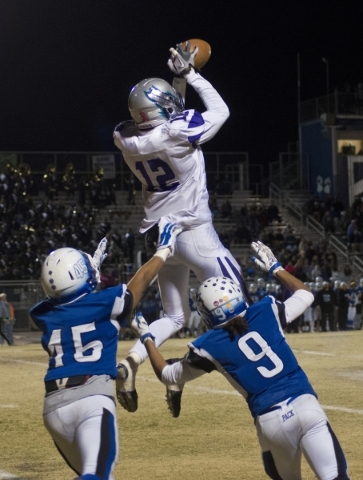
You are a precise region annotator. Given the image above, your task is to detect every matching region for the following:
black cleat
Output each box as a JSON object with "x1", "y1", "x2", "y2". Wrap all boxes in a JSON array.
[
  {"x1": 166, "y1": 388, "x2": 183, "y2": 418},
  {"x1": 116, "y1": 362, "x2": 138, "y2": 412},
  {"x1": 117, "y1": 389, "x2": 138, "y2": 413}
]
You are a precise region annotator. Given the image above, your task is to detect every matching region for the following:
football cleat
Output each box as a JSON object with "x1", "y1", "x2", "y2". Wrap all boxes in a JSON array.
[
  {"x1": 116, "y1": 359, "x2": 138, "y2": 413},
  {"x1": 165, "y1": 384, "x2": 184, "y2": 418}
]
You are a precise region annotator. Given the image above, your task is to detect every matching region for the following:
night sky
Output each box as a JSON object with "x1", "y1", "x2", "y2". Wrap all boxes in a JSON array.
[{"x1": 1, "y1": 1, "x2": 363, "y2": 166}]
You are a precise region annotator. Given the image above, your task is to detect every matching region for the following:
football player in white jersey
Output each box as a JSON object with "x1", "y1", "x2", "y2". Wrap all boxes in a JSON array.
[
  {"x1": 29, "y1": 218, "x2": 181, "y2": 480},
  {"x1": 132, "y1": 241, "x2": 350, "y2": 480},
  {"x1": 113, "y1": 44, "x2": 250, "y2": 414}
]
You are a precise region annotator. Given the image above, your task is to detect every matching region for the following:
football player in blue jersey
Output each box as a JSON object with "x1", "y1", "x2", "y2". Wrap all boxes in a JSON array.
[
  {"x1": 113, "y1": 44, "x2": 250, "y2": 414},
  {"x1": 29, "y1": 218, "x2": 181, "y2": 480},
  {"x1": 132, "y1": 241, "x2": 350, "y2": 480}
]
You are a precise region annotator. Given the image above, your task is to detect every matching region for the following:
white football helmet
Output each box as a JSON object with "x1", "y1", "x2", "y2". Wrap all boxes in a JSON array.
[
  {"x1": 128, "y1": 78, "x2": 184, "y2": 129},
  {"x1": 41, "y1": 248, "x2": 99, "y2": 302},
  {"x1": 196, "y1": 276, "x2": 247, "y2": 329},
  {"x1": 257, "y1": 278, "x2": 265, "y2": 289},
  {"x1": 265, "y1": 283, "x2": 274, "y2": 293},
  {"x1": 249, "y1": 283, "x2": 257, "y2": 294}
]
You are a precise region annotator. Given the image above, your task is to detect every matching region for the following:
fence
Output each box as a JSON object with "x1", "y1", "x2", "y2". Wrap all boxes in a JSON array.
[{"x1": 0, "y1": 281, "x2": 44, "y2": 331}]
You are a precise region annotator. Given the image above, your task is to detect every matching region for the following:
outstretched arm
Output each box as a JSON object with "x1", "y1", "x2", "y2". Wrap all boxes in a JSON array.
[
  {"x1": 171, "y1": 42, "x2": 198, "y2": 103},
  {"x1": 251, "y1": 241, "x2": 313, "y2": 322},
  {"x1": 131, "y1": 314, "x2": 206, "y2": 384},
  {"x1": 127, "y1": 219, "x2": 182, "y2": 310},
  {"x1": 168, "y1": 47, "x2": 229, "y2": 144}
]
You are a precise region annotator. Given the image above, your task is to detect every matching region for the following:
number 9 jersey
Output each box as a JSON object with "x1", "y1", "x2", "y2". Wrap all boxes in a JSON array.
[{"x1": 189, "y1": 295, "x2": 317, "y2": 418}]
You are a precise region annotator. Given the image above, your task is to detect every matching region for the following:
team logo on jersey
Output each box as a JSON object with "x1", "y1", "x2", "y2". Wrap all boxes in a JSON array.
[
  {"x1": 73, "y1": 258, "x2": 87, "y2": 278},
  {"x1": 282, "y1": 409, "x2": 295, "y2": 422}
]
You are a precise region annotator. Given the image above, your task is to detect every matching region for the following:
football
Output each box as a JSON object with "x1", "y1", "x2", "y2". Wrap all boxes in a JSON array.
[{"x1": 180, "y1": 38, "x2": 211, "y2": 69}]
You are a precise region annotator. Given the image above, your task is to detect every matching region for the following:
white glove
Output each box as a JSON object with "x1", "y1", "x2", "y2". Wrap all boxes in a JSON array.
[
  {"x1": 154, "y1": 216, "x2": 182, "y2": 261},
  {"x1": 167, "y1": 47, "x2": 194, "y2": 77},
  {"x1": 131, "y1": 313, "x2": 155, "y2": 344},
  {"x1": 251, "y1": 241, "x2": 284, "y2": 277},
  {"x1": 83, "y1": 237, "x2": 107, "y2": 283}
]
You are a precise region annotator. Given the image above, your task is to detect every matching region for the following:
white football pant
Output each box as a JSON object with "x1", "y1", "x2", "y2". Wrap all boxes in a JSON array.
[
  {"x1": 131, "y1": 223, "x2": 244, "y2": 362},
  {"x1": 44, "y1": 395, "x2": 118, "y2": 479},
  {"x1": 256, "y1": 394, "x2": 349, "y2": 480}
]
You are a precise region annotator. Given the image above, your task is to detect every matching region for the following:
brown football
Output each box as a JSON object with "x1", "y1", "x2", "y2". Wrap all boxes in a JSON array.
[{"x1": 180, "y1": 38, "x2": 211, "y2": 69}]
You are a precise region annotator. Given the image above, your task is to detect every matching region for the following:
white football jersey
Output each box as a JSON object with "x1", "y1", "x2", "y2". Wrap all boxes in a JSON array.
[{"x1": 113, "y1": 72, "x2": 229, "y2": 232}]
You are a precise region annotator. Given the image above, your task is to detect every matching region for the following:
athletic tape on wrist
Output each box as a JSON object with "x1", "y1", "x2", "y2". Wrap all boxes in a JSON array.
[
  {"x1": 141, "y1": 334, "x2": 155, "y2": 344},
  {"x1": 154, "y1": 248, "x2": 170, "y2": 261},
  {"x1": 269, "y1": 262, "x2": 284, "y2": 276}
]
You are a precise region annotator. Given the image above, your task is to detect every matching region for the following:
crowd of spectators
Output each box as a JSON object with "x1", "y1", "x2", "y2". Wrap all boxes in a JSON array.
[
  {"x1": 303, "y1": 193, "x2": 363, "y2": 253},
  {"x1": 2, "y1": 161, "x2": 363, "y2": 324},
  {"x1": 0, "y1": 163, "x2": 133, "y2": 282},
  {"x1": 209, "y1": 194, "x2": 282, "y2": 249},
  {"x1": 207, "y1": 192, "x2": 359, "y2": 291}
]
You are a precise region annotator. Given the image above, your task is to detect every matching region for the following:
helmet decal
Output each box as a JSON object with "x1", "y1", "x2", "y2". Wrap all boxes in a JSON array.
[
  {"x1": 74, "y1": 258, "x2": 88, "y2": 279},
  {"x1": 196, "y1": 276, "x2": 247, "y2": 329},
  {"x1": 128, "y1": 78, "x2": 185, "y2": 129},
  {"x1": 41, "y1": 248, "x2": 98, "y2": 302},
  {"x1": 144, "y1": 85, "x2": 184, "y2": 119}
]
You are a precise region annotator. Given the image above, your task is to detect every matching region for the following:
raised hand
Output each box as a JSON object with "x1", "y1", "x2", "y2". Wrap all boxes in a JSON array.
[
  {"x1": 251, "y1": 241, "x2": 284, "y2": 276},
  {"x1": 131, "y1": 313, "x2": 155, "y2": 344}
]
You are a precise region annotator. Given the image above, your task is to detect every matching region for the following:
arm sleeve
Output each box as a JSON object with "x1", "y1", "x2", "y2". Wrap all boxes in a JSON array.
[
  {"x1": 284, "y1": 290, "x2": 314, "y2": 323},
  {"x1": 160, "y1": 350, "x2": 212, "y2": 385},
  {"x1": 185, "y1": 70, "x2": 229, "y2": 145}
]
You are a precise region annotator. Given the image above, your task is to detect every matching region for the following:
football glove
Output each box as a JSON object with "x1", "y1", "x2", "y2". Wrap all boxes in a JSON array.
[
  {"x1": 131, "y1": 313, "x2": 155, "y2": 344},
  {"x1": 167, "y1": 47, "x2": 194, "y2": 77},
  {"x1": 83, "y1": 237, "x2": 107, "y2": 283},
  {"x1": 176, "y1": 42, "x2": 198, "y2": 66},
  {"x1": 154, "y1": 216, "x2": 182, "y2": 260},
  {"x1": 251, "y1": 241, "x2": 284, "y2": 277}
]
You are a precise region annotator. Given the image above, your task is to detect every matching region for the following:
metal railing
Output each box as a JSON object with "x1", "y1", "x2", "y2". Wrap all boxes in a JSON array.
[{"x1": 300, "y1": 91, "x2": 363, "y2": 123}]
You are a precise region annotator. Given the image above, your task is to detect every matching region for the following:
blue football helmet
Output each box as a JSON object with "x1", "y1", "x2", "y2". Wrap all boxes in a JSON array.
[
  {"x1": 196, "y1": 276, "x2": 247, "y2": 329},
  {"x1": 41, "y1": 248, "x2": 99, "y2": 302}
]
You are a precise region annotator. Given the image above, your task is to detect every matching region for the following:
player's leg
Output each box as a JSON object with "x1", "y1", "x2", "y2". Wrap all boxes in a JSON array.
[
  {"x1": 116, "y1": 262, "x2": 190, "y2": 413},
  {"x1": 178, "y1": 224, "x2": 251, "y2": 303},
  {"x1": 255, "y1": 407, "x2": 302, "y2": 480},
  {"x1": 44, "y1": 396, "x2": 118, "y2": 480},
  {"x1": 298, "y1": 396, "x2": 350, "y2": 479}
]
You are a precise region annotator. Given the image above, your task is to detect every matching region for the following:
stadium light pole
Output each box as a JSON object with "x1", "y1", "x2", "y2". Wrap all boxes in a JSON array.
[{"x1": 322, "y1": 57, "x2": 330, "y2": 111}]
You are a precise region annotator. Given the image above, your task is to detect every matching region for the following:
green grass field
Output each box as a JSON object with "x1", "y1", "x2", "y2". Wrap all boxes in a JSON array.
[{"x1": 1, "y1": 331, "x2": 362, "y2": 479}]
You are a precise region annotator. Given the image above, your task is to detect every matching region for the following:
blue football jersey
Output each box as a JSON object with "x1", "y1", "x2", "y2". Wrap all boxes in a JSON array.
[
  {"x1": 190, "y1": 296, "x2": 316, "y2": 417},
  {"x1": 30, "y1": 285, "x2": 130, "y2": 381}
]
